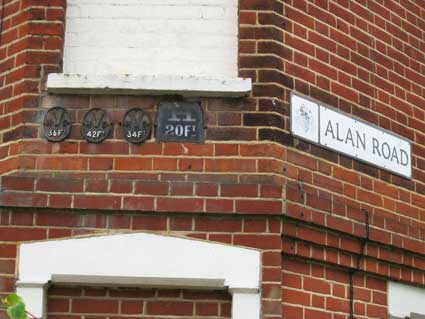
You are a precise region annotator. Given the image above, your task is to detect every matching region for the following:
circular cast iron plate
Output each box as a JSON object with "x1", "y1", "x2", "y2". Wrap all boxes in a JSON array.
[
  {"x1": 43, "y1": 107, "x2": 72, "y2": 142},
  {"x1": 121, "y1": 108, "x2": 151, "y2": 144},
  {"x1": 81, "y1": 108, "x2": 111, "y2": 143}
]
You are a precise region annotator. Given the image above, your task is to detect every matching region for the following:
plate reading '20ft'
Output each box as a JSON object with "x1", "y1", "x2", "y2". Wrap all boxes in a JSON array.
[
  {"x1": 122, "y1": 108, "x2": 151, "y2": 144},
  {"x1": 81, "y1": 108, "x2": 111, "y2": 143},
  {"x1": 157, "y1": 102, "x2": 204, "y2": 142}
]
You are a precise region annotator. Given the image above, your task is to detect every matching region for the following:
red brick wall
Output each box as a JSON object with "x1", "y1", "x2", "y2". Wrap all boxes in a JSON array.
[
  {"x1": 0, "y1": 0, "x2": 423, "y2": 252},
  {"x1": 0, "y1": 0, "x2": 424, "y2": 319},
  {"x1": 282, "y1": 258, "x2": 387, "y2": 319},
  {"x1": 0, "y1": 95, "x2": 285, "y2": 215},
  {"x1": 0, "y1": 211, "x2": 283, "y2": 318},
  {"x1": 0, "y1": 0, "x2": 65, "y2": 175},
  {"x1": 47, "y1": 286, "x2": 231, "y2": 319}
]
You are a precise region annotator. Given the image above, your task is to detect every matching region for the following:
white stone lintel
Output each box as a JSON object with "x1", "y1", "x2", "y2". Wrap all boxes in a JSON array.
[{"x1": 46, "y1": 73, "x2": 252, "y2": 97}]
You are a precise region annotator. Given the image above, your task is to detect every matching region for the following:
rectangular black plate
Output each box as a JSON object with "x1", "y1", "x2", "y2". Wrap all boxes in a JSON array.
[{"x1": 157, "y1": 102, "x2": 204, "y2": 143}]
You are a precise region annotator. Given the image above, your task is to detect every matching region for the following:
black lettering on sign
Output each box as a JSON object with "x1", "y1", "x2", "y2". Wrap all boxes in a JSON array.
[
  {"x1": 81, "y1": 108, "x2": 111, "y2": 143},
  {"x1": 156, "y1": 102, "x2": 204, "y2": 142},
  {"x1": 43, "y1": 107, "x2": 72, "y2": 142}
]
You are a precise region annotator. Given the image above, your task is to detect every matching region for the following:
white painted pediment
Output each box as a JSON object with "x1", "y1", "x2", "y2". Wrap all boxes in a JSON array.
[{"x1": 17, "y1": 233, "x2": 261, "y2": 319}]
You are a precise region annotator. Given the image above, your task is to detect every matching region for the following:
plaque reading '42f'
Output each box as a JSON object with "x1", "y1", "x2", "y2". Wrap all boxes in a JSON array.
[
  {"x1": 157, "y1": 102, "x2": 204, "y2": 142},
  {"x1": 122, "y1": 108, "x2": 151, "y2": 144},
  {"x1": 43, "y1": 107, "x2": 72, "y2": 142},
  {"x1": 81, "y1": 108, "x2": 111, "y2": 143}
]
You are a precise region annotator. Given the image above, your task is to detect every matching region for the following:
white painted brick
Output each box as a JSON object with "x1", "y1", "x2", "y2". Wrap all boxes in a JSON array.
[
  {"x1": 67, "y1": 0, "x2": 233, "y2": 6},
  {"x1": 201, "y1": 6, "x2": 225, "y2": 19},
  {"x1": 72, "y1": 5, "x2": 204, "y2": 19},
  {"x1": 63, "y1": 0, "x2": 238, "y2": 77}
]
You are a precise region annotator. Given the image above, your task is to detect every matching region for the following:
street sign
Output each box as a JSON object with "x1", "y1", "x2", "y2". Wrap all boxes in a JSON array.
[{"x1": 291, "y1": 93, "x2": 412, "y2": 179}]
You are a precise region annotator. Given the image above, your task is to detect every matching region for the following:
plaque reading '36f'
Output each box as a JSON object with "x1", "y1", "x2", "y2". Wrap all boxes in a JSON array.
[
  {"x1": 157, "y1": 102, "x2": 204, "y2": 142},
  {"x1": 122, "y1": 108, "x2": 151, "y2": 144},
  {"x1": 43, "y1": 107, "x2": 72, "y2": 142},
  {"x1": 81, "y1": 108, "x2": 111, "y2": 143}
]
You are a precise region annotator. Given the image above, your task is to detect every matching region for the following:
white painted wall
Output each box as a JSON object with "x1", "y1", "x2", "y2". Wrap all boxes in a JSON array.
[
  {"x1": 388, "y1": 281, "x2": 425, "y2": 317},
  {"x1": 63, "y1": 0, "x2": 238, "y2": 77}
]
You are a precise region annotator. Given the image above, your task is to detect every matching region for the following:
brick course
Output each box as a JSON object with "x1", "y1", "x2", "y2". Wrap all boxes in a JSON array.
[{"x1": 47, "y1": 286, "x2": 231, "y2": 319}]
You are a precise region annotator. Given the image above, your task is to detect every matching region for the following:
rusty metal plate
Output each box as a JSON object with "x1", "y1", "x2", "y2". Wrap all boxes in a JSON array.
[
  {"x1": 81, "y1": 108, "x2": 111, "y2": 143},
  {"x1": 156, "y1": 101, "x2": 204, "y2": 142},
  {"x1": 121, "y1": 108, "x2": 151, "y2": 144},
  {"x1": 43, "y1": 107, "x2": 72, "y2": 142}
]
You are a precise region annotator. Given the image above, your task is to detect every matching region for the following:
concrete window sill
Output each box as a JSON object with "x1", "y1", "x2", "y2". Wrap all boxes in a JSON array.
[{"x1": 46, "y1": 73, "x2": 252, "y2": 98}]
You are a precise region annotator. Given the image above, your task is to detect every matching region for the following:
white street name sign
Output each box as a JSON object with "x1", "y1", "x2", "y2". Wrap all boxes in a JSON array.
[{"x1": 290, "y1": 93, "x2": 412, "y2": 179}]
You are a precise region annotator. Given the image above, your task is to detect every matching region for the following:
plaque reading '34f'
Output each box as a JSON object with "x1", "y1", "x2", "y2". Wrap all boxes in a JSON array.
[
  {"x1": 43, "y1": 107, "x2": 72, "y2": 142},
  {"x1": 81, "y1": 108, "x2": 111, "y2": 143},
  {"x1": 122, "y1": 108, "x2": 151, "y2": 144},
  {"x1": 157, "y1": 102, "x2": 204, "y2": 142}
]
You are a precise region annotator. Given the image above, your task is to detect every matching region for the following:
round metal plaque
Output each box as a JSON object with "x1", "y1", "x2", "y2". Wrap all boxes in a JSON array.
[
  {"x1": 43, "y1": 107, "x2": 72, "y2": 142},
  {"x1": 81, "y1": 108, "x2": 111, "y2": 143},
  {"x1": 121, "y1": 108, "x2": 151, "y2": 144}
]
